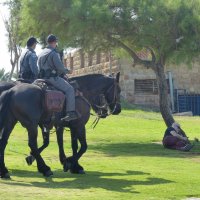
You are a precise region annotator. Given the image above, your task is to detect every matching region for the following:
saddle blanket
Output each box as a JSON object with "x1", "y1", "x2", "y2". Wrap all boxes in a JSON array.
[{"x1": 45, "y1": 90, "x2": 65, "y2": 112}]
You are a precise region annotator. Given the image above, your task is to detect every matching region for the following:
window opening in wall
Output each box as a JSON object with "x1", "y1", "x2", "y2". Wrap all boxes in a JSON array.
[
  {"x1": 105, "y1": 53, "x2": 109, "y2": 62},
  {"x1": 64, "y1": 58, "x2": 67, "y2": 67},
  {"x1": 69, "y1": 56, "x2": 74, "y2": 71},
  {"x1": 135, "y1": 79, "x2": 169, "y2": 95},
  {"x1": 80, "y1": 51, "x2": 85, "y2": 68},
  {"x1": 135, "y1": 79, "x2": 158, "y2": 94},
  {"x1": 96, "y1": 52, "x2": 101, "y2": 64},
  {"x1": 88, "y1": 51, "x2": 93, "y2": 66}
]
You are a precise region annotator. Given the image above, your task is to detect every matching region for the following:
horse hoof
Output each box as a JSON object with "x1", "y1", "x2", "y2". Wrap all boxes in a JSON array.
[
  {"x1": 63, "y1": 162, "x2": 71, "y2": 172},
  {"x1": 78, "y1": 170, "x2": 86, "y2": 174},
  {"x1": 44, "y1": 170, "x2": 53, "y2": 177},
  {"x1": 70, "y1": 169, "x2": 85, "y2": 174},
  {"x1": 25, "y1": 155, "x2": 35, "y2": 166},
  {"x1": 1, "y1": 173, "x2": 10, "y2": 179}
]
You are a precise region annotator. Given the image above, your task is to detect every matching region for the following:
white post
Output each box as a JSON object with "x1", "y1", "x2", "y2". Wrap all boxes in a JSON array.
[{"x1": 167, "y1": 71, "x2": 175, "y2": 112}]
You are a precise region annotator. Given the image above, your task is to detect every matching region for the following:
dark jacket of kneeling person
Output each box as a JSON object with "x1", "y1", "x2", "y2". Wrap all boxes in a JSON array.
[{"x1": 162, "y1": 122, "x2": 193, "y2": 151}]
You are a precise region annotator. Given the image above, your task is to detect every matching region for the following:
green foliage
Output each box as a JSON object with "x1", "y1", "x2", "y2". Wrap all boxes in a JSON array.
[
  {"x1": 1, "y1": 110, "x2": 200, "y2": 199},
  {"x1": 18, "y1": 0, "x2": 200, "y2": 63},
  {"x1": 4, "y1": 0, "x2": 22, "y2": 46},
  {"x1": 4, "y1": 0, "x2": 22, "y2": 78},
  {"x1": 19, "y1": 0, "x2": 71, "y2": 47}
]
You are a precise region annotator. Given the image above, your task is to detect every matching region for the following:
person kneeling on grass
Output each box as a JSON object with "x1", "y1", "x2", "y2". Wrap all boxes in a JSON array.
[{"x1": 162, "y1": 122, "x2": 193, "y2": 151}]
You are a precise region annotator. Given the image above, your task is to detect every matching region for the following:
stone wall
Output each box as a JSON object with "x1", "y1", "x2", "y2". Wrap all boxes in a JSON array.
[
  {"x1": 167, "y1": 60, "x2": 200, "y2": 93},
  {"x1": 64, "y1": 50, "x2": 120, "y2": 76},
  {"x1": 117, "y1": 58, "x2": 200, "y2": 107},
  {"x1": 118, "y1": 59, "x2": 160, "y2": 106}
]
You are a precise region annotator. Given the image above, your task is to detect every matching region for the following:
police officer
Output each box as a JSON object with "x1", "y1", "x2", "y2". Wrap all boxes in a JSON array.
[
  {"x1": 19, "y1": 37, "x2": 39, "y2": 81},
  {"x1": 38, "y1": 34, "x2": 78, "y2": 121}
]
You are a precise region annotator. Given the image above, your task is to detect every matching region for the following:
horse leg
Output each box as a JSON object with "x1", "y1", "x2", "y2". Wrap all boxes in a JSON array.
[
  {"x1": 27, "y1": 125, "x2": 53, "y2": 177},
  {"x1": 67, "y1": 132, "x2": 78, "y2": 172},
  {"x1": 0, "y1": 138, "x2": 10, "y2": 179},
  {"x1": 76, "y1": 126, "x2": 87, "y2": 160},
  {"x1": 26, "y1": 125, "x2": 50, "y2": 166},
  {"x1": 56, "y1": 126, "x2": 69, "y2": 171},
  {"x1": 0, "y1": 117, "x2": 16, "y2": 178},
  {"x1": 69, "y1": 126, "x2": 87, "y2": 174}
]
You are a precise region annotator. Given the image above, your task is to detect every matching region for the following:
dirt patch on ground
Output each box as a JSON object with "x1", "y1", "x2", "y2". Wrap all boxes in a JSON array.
[{"x1": 185, "y1": 198, "x2": 200, "y2": 200}]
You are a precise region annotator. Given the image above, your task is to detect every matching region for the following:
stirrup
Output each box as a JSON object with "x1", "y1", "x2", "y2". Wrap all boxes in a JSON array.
[{"x1": 61, "y1": 113, "x2": 78, "y2": 122}]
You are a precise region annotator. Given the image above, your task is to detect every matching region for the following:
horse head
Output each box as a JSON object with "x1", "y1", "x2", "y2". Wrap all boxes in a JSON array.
[
  {"x1": 104, "y1": 72, "x2": 121, "y2": 115},
  {"x1": 92, "y1": 72, "x2": 121, "y2": 118}
]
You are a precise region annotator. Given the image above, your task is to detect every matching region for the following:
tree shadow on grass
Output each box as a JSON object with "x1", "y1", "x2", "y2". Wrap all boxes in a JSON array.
[
  {"x1": 1, "y1": 169, "x2": 173, "y2": 194},
  {"x1": 88, "y1": 142, "x2": 200, "y2": 158}
]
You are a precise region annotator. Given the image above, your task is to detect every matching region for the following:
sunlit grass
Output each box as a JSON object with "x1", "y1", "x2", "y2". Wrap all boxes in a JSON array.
[{"x1": 0, "y1": 109, "x2": 200, "y2": 200}]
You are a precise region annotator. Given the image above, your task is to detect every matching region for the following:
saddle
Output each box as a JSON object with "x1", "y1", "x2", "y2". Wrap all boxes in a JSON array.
[
  {"x1": 33, "y1": 79, "x2": 79, "y2": 113},
  {"x1": 45, "y1": 90, "x2": 65, "y2": 113},
  {"x1": 16, "y1": 78, "x2": 80, "y2": 114}
]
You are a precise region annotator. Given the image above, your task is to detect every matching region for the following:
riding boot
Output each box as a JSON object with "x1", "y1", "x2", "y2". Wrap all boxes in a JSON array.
[{"x1": 61, "y1": 111, "x2": 79, "y2": 121}]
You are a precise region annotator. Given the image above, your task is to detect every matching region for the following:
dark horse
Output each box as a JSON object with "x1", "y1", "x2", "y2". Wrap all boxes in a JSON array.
[
  {"x1": 0, "y1": 73, "x2": 121, "y2": 178},
  {"x1": 0, "y1": 81, "x2": 16, "y2": 94}
]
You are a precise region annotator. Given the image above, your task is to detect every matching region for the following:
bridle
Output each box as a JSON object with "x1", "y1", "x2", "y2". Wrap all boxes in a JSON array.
[
  {"x1": 94, "y1": 80, "x2": 119, "y2": 115},
  {"x1": 105, "y1": 80, "x2": 120, "y2": 111},
  {"x1": 91, "y1": 79, "x2": 120, "y2": 128}
]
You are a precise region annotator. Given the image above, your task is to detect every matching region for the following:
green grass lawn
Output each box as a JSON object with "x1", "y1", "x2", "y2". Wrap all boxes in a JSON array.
[{"x1": 1, "y1": 109, "x2": 200, "y2": 200}]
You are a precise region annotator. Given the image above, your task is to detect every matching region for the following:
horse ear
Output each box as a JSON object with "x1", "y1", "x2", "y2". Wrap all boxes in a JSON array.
[{"x1": 116, "y1": 72, "x2": 120, "y2": 83}]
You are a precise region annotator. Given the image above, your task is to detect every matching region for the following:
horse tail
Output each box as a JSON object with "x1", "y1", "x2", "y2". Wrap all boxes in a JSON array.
[{"x1": 0, "y1": 89, "x2": 13, "y2": 131}]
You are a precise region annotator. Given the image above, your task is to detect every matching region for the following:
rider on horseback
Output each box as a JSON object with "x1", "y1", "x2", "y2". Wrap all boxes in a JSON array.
[
  {"x1": 38, "y1": 34, "x2": 78, "y2": 121},
  {"x1": 19, "y1": 37, "x2": 39, "y2": 81}
]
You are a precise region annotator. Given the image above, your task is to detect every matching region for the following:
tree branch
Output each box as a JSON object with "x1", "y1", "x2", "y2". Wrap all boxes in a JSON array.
[
  {"x1": 109, "y1": 36, "x2": 156, "y2": 69},
  {"x1": 145, "y1": 47, "x2": 156, "y2": 63}
]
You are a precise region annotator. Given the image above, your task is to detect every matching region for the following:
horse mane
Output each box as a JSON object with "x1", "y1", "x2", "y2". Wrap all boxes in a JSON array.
[
  {"x1": 69, "y1": 74, "x2": 113, "y2": 92},
  {"x1": 69, "y1": 74, "x2": 107, "y2": 81}
]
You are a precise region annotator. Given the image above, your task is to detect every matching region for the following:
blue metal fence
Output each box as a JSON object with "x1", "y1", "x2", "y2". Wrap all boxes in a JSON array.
[{"x1": 175, "y1": 89, "x2": 200, "y2": 115}]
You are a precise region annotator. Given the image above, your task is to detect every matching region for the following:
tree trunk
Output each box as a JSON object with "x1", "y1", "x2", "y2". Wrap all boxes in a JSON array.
[
  {"x1": 8, "y1": 64, "x2": 15, "y2": 81},
  {"x1": 112, "y1": 38, "x2": 175, "y2": 127},
  {"x1": 153, "y1": 63, "x2": 175, "y2": 127}
]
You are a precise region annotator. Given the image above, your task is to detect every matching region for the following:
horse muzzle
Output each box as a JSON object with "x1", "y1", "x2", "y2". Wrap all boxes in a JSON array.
[{"x1": 111, "y1": 103, "x2": 121, "y2": 115}]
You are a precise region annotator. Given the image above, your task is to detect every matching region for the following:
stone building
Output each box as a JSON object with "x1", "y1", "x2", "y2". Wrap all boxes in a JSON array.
[{"x1": 64, "y1": 49, "x2": 200, "y2": 111}]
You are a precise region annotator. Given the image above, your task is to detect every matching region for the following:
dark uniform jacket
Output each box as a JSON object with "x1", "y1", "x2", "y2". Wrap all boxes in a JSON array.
[
  {"x1": 38, "y1": 46, "x2": 69, "y2": 77},
  {"x1": 19, "y1": 47, "x2": 38, "y2": 80},
  {"x1": 163, "y1": 127, "x2": 184, "y2": 140}
]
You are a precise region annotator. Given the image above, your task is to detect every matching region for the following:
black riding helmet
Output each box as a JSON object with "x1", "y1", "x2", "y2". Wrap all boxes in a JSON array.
[
  {"x1": 47, "y1": 34, "x2": 58, "y2": 43},
  {"x1": 27, "y1": 37, "x2": 38, "y2": 47}
]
